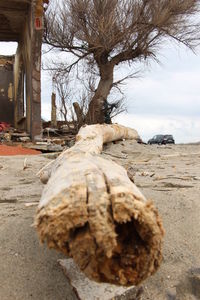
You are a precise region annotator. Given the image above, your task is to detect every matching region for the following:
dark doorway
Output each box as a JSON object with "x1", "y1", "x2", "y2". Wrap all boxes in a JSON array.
[{"x1": 0, "y1": 55, "x2": 14, "y2": 125}]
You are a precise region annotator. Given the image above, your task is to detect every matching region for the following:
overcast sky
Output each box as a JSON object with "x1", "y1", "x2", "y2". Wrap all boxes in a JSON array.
[
  {"x1": 114, "y1": 44, "x2": 200, "y2": 143},
  {"x1": 0, "y1": 41, "x2": 199, "y2": 143}
]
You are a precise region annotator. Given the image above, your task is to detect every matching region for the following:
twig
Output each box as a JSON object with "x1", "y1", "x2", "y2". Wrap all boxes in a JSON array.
[
  {"x1": 23, "y1": 158, "x2": 28, "y2": 170},
  {"x1": 36, "y1": 160, "x2": 55, "y2": 177}
]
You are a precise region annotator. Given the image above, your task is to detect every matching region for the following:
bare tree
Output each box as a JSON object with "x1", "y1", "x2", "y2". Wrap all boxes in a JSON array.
[
  {"x1": 44, "y1": 0, "x2": 200, "y2": 124},
  {"x1": 51, "y1": 66, "x2": 126, "y2": 129},
  {"x1": 54, "y1": 75, "x2": 70, "y2": 122},
  {"x1": 52, "y1": 71, "x2": 94, "y2": 129}
]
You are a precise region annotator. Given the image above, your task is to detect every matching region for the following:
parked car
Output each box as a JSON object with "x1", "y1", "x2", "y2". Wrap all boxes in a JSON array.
[
  {"x1": 148, "y1": 134, "x2": 175, "y2": 145},
  {"x1": 162, "y1": 135, "x2": 175, "y2": 144},
  {"x1": 148, "y1": 135, "x2": 164, "y2": 145}
]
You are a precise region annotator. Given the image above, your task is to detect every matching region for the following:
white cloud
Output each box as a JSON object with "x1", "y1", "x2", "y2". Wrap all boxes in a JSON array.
[
  {"x1": 114, "y1": 113, "x2": 200, "y2": 144},
  {"x1": 124, "y1": 67, "x2": 200, "y2": 117}
]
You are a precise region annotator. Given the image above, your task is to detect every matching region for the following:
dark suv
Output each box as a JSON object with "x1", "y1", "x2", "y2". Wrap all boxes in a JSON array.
[
  {"x1": 148, "y1": 134, "x2": 175, "y2": 145},
  {"x1": 162, "y1": 135, "x2": 175, "y2": 144}
]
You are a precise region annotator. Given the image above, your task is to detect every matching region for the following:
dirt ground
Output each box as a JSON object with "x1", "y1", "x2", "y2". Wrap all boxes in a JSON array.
[{"x1": 0, "y1": 141, "x2": 200, "y2": 300}]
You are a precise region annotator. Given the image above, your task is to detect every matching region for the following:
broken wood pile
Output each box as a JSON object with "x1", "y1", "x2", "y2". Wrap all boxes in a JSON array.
[
  {"x1": 0, "y1": 122, "x2": 31, "y2": 143},
  {"x1": 35, "y1": 124, "x2": 164, "y2": 286}
]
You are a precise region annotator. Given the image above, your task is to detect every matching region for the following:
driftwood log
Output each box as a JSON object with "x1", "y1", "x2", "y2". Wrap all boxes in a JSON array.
[{"x1": 35, "y1": 124, "x2": 164, "y2": 286}]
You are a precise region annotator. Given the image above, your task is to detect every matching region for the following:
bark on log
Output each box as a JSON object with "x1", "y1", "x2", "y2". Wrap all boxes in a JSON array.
[{"x1": 35, "y1": 124, "x2": 164, "y2": 286}]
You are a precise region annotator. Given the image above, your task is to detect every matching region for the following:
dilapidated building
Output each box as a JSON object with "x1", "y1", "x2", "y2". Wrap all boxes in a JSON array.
[{"x1": 0, "y1": 0, "x2": 48, "y2": 140}]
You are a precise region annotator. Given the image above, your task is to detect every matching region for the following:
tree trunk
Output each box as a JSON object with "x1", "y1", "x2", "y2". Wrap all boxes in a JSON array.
[
  {"x1": 86, "y1": 64, "x2": 114, "y2": 124},
  {"x1": 61, "y1": 96, "x2": 68, "y2": 122},
  {"x1": 73, "y1": 102, "x2": 84, "y2": 129},
  {"x1": 35, "y1": 124, "x2": 164, "y2": 287}
]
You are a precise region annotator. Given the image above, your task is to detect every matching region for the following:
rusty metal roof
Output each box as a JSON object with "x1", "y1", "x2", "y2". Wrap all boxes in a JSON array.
[{"x1": 0, "y1": 0, "x2": 31, "y2": 41}]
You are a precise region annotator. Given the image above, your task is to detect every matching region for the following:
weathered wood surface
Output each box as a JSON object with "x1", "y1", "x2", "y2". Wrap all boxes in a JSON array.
[{"x1": 35, "y1": 124, "x2": 164, "y2": 286}]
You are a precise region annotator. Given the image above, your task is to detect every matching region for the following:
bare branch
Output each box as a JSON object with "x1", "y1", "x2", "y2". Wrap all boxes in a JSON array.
[{"x1": 44, "y1": 0, "x2": 200, "y2": 124}]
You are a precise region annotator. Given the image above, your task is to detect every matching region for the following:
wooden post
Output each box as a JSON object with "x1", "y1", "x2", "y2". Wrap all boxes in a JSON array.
[{"x1": 51, "y1": 92, "x2": 57, "y2": 128}]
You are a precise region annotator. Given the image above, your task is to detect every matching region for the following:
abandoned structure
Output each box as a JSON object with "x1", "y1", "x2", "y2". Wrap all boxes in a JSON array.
[{"x1": 0, "y1": 0, "x2": 48, "y2": 140}]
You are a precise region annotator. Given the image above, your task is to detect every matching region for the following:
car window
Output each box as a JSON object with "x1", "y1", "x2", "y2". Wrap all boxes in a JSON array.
[{"x1": 152, "y1": 135, "x2": 164, "y2": 140}]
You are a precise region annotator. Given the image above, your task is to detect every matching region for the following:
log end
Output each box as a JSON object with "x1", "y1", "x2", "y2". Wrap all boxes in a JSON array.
[{"x1": 35, "y1": 198, "x2": 164, "y2": 286}]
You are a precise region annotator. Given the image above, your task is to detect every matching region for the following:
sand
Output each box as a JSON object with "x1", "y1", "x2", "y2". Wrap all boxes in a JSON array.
[{"x1": 0, "y1": 141, "x2": 199, "y2": 300}]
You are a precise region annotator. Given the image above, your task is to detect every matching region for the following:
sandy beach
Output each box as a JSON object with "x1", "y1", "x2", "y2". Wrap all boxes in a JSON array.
[{"x1": 0, "y1": 141, "x2": 199, "y2": 300}]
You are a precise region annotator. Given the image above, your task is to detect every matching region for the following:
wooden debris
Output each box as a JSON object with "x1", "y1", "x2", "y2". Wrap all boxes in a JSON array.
[
  {"x1": 126, "y1": 166, "x2": 136, "y2": 183},
  {"x1": 11, "y1": 132, "x2": 30, "y2": 142},
  {"x1": 102, "y1": 151, "x2": 128, "y2": 159},
  {"x1": 139, "y1": 172, "x2": 155, "y2": 177},
  {"x1": 27, "y1": 143, "x2": 63, "y2": 153},
  {"x1": 23, "y1": 158, "x2": 28, "y2": 170},
  {"x1": 25, "y1": 202, "x2": 39, "y2": 207},
  {"x1": 160, "y1": 182, "x2": 194, "y2": 189},
  {"x1": 35, "y1": 124, "x2": 164, "y2": 286},
  {"x1": 19, "y1": 137, "x2": 31, "y2": 142}
]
